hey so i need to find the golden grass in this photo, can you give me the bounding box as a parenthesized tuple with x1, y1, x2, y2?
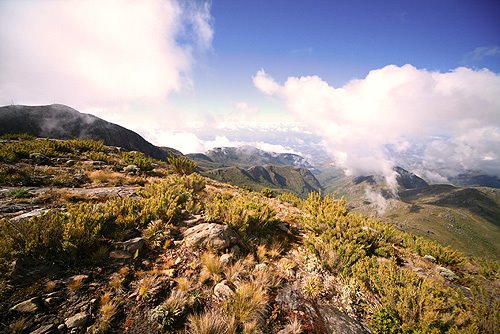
(224, 281, 268, 324)
(188, 309, 237, 334)
(200, 252, 223, 284)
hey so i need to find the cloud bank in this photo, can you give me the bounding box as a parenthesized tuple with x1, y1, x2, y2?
(0, 0, 212, 118)
(254, 65, 500, 180)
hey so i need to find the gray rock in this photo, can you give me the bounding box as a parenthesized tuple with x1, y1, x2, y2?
(213, 281, 234, 300)
(123, 164, 140, 174)
(30, 323, 55, 334)
(436, 266, 458, 281)
(64, 312, 88, 328)
(423, 255, 437, 263)
(57, 324, 65, 330)
(183, 215, 203, 226)
(10, 297, 40, 313)
(109, 250, 131, 259)
(115, 237, 145, 254)
(219, 253, 233, 265)
(318, 306, 371, 334)
(30, 153, 50, 165)
(183, 223, 238, 252)
(10, 208, 49, 222)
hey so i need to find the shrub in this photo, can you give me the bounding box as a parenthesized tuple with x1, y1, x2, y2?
(168, 155, 197, 175)
(204, 193, 276, 236)
(277, 192, 303, 207)
(261, 188, 274, 198)
(122, 151, 155, 172)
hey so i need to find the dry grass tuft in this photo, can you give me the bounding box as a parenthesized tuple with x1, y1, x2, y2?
(200, 252, 223, 284)
(9, 318, 26, 333)
(45, 280, 57, 292)
(224, 281, 268, 324)
(67, 276, 85, 291)
(282, 316, 302, 334)
(175, 277, 191, 292)
(188, 309, 237, 334)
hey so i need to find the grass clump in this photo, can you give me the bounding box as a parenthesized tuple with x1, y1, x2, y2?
(188, 309, 237, 334)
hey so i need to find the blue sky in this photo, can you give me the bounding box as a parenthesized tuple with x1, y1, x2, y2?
(1, 0, 500, 180)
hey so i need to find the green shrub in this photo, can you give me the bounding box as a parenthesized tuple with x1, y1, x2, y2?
(277, 192, 303, 207)
(168, 155, 197, 175)
(370, 308, 401, 334)
(261, 188, 275, 198)
(122, 151, 155, 172)
(6, 188, 32, 198)
(204, 193, 275, 235)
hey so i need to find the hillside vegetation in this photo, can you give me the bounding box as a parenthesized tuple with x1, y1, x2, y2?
(0, 137, 498, 333)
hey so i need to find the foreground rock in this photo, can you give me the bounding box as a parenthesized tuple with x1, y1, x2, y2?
(64, 312, 88, 329)
(183, 223, 238, 252)
(10, 297, 41, 313)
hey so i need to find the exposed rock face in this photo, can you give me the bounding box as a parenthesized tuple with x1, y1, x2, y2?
(183, 223, 238, 251)
(276, 284, 371, 334)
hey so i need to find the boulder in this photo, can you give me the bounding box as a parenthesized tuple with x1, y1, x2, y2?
(423, 255, 437, 263)
(114, 237, 145, 254)
(30, 153, 50, 165)
(10, 297, 41, 313)
(30, 324, 55, 334)
(213, 281, 234, 300)
(64, 312, 88, 328)
(183, 223, 238, 252)
(436, 266, 458, 281)
(220, 253, 233, 266)
(123, 164, 140, 175)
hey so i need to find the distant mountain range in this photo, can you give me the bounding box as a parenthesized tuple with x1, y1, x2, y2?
(0, 104, 181, 160)
(187, 146, 322, 196)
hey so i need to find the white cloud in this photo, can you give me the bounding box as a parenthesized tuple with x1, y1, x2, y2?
(0, 0, 213, 127)
(254, 65, 500, 179)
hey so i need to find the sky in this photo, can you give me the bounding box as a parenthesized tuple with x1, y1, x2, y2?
(1, 0, 500, 181)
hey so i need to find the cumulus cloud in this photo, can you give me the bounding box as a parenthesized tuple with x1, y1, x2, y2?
(0, 0, 212, 123)
(254, 65, 500, 180)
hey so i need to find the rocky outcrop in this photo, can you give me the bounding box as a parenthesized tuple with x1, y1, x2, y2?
(183, 223, 238, 252)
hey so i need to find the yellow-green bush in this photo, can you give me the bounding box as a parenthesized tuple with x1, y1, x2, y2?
(168, 155, 197, 175)
(204, 193, 275, 236)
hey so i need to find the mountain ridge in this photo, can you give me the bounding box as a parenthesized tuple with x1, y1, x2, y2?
(0, 104, 181, 160)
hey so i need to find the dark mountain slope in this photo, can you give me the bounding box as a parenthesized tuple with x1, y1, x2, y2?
(0, 104, 181, 159)
(204, 165, 322, 197)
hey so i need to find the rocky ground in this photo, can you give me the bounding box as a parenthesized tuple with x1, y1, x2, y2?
(0, 140, 497, 334)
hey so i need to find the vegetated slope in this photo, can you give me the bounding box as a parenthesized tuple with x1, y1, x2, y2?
(387, 185, 500, 259)
(202, 146, 313, 169)
(449, 173, 500, 188)
(318, 166, 500, 259)
(188, 146, 322, 197)
(0, 104, 181, 160)
(0, 138, 498, 334)
(204, 165, 322, 197)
